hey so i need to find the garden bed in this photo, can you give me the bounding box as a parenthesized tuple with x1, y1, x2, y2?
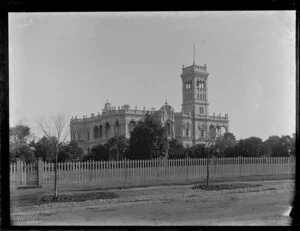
(40, 191, 119, 204)
(192, 183, 262, 191)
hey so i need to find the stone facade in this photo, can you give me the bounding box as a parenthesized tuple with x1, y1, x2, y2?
(70, 101, 175, 154)
(70, 61, 229, 153)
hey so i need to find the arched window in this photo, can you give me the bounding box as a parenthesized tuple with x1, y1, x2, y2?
(209, 125, 216, 139)
(115, 121, 119, 136)
(185, 123, 190, 137)
(166, 122, 171, 136)
(220, 126, 226, 136)
(105, 122, 110, 137)
(93, 126, 98, 139)
(99, 125, 103, 139)
(129, 121, 136, 133)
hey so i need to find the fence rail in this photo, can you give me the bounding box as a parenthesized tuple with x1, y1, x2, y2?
(10, 156, 295, 189)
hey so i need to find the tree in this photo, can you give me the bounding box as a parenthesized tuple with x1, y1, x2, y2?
(83, 144, 109, 161)
(236, 137, 263, 157)
(16, 145, 36, 163)
(9, 122, 38, 162)
(187, 144, 207, 158)
(32, 136, 55, 162)
(10, 144, 36, 163)
(128, 113, 169, 160)
(262, 135, 294, 157)
(280, 135, 294, 156)
(168, 139, 186, 159)
(36, 114, 69, 199)
(10, 123, 32, 147)
(290, 133, 295, 156)
(223, 145, 239, 157)
(106, 135, 129, 160)
(58, 141, 83, 162)
(214, 132, 237, 157)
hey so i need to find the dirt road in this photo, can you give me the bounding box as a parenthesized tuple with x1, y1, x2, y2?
(11, 180, 294, 226)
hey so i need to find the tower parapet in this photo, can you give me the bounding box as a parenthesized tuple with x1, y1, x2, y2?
(181, 64, 208, 76)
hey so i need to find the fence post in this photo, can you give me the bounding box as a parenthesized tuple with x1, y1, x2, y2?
(186, 157, 189, 181)
(37, 157, 43, 186)
(15, 158, 23, 187)
(125, 159, 128, 180)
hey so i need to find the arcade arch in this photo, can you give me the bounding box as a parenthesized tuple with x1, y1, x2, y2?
(129, 120, 136, 133)
(209, 125, 216, 139)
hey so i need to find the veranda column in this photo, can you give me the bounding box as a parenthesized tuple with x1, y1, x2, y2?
(124, 121, 130, 139)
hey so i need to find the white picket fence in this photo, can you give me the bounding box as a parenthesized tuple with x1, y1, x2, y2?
(10, 156, 295, 189)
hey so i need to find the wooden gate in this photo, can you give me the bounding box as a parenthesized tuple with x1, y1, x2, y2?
(20, 162, 38, 187)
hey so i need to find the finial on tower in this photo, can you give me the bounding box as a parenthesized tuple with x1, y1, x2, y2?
(165, 99, 168, 105)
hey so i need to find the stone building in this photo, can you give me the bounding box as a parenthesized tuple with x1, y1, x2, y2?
(70, 60, 229, 154)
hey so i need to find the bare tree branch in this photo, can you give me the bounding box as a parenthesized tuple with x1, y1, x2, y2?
(35, 113, 70, 199)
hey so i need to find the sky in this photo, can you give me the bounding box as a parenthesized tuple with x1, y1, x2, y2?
(9, 11, 296, 141)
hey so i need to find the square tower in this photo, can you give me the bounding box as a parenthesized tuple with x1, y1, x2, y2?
(180, 63, 209, 116)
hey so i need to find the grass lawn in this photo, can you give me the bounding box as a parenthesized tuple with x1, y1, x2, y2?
(192, 183, 262, 190)
(40, 191, 119, 204)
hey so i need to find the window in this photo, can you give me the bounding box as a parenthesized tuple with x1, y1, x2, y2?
(115, 121, 119, 135)
(94, 126, 99, 139)
(129, 121, 136, 133)
(201, 130, 204, 137)
(88, 148, 90, 153)
(87, 132, 90, 141)
(99, 125, 103, 138)
(105, 123, 110, 137)
(200, 107, 204, 114)
(185, 123, 189, 136)
(166, 123, 171, 136)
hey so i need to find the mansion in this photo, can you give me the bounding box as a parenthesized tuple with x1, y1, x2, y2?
(70, 61, 229, 154)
